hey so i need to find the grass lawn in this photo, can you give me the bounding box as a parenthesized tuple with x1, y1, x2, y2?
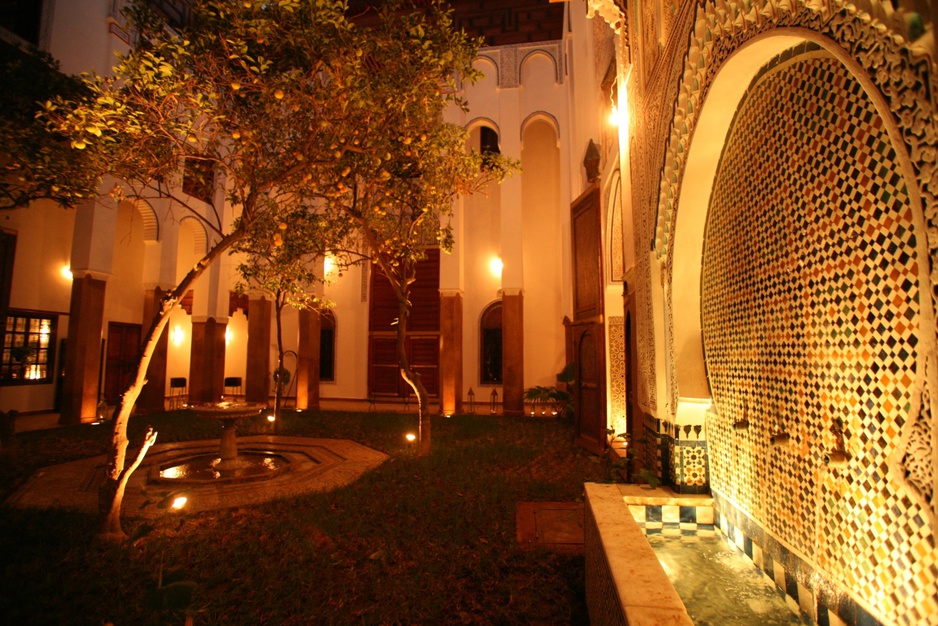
(0, 410, 606, 625)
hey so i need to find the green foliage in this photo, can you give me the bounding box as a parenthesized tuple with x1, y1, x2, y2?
(0, 40, 96, 209)
(636, 468, 660, 490)
(589, 428, 631, 483)
(41, 0, 371, 235)
(272, 366, 291, 389)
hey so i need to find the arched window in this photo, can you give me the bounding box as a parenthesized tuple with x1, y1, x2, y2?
(479, 126, 500, 170)
(480, 126, 500, 155)
(480, 301, 502, 384)
(320, 309, 336, 382)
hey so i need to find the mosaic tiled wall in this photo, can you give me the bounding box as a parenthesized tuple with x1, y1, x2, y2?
(607, 316, 626, 432)
(701, 51, 937, 625)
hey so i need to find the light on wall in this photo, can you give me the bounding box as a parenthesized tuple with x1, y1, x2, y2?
(489, 257, 503, 279)
(225, 327, 232, 345)
(172, 325, 185, 346)
(61, 265, 73, 280)
(324, 254, 339, 281)
(609, 101, 621, 127)
(609, 67, 633, 129)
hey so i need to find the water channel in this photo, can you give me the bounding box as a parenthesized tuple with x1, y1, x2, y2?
(647, 533, 810, 625)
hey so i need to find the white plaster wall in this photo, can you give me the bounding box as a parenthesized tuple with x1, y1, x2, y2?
(103, 201, 145, 325)
(521, 119, 565, 386)
(4, 201, 74, 313)
(322, 262, 369, 400)
(224, 309, 247, 389)
(268, 304, 299, 396)
(47, 0, 124, 77)
(461, 128, 503, 396)
(0, 200, 75, 412)
(464, 58, 500, 130)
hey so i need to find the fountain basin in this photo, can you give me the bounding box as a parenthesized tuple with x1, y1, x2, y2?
(190, 401, 266, 469)
(150, 450, 291, 484)
(190, 401, 267, 421)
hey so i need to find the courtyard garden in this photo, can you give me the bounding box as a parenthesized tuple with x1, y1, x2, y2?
(0, 410, 604, 625)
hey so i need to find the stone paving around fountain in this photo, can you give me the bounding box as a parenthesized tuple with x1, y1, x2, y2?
(6, 436, 388, 517)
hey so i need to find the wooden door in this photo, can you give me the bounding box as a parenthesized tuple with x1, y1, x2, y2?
(570, 185, 606, 453)
(104, 322, 141, 404)
(573, 324, 605, 454)
(367, 249, 440, 399)
(368, 335, 440, 398)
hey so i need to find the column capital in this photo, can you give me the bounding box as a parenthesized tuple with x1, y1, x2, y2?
(143, 282, 175, 292)
(190, 315, 229, 325)
(71, 268, 111, 282)
(439, 289, 465, 298)
(499, 288, 524, 297)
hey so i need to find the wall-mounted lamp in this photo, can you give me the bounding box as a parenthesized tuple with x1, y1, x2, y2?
(60, 265, 73, 280)
(324, 254, 340, 281)
(225, 327, 233, 345)
(171, 325, 185, 346)
(489, 257, 503, 279)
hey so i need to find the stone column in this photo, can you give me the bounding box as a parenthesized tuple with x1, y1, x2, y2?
(295, 307, 321, 410)
(439, 290, 463, 416)
(245, 295, 272, 403)
(498, 81, 525, 417)
(137, 285, 170, 412)
(502, 289, 524, 416)
(60, 192, 117, 425)
(60, 272, 107, 424)
(189, 316, 226, 404)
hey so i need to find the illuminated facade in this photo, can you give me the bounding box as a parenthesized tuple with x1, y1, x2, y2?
(0, 0, 629, 437)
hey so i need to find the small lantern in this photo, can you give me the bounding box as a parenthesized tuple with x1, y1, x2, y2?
(95, 397, 109, 424)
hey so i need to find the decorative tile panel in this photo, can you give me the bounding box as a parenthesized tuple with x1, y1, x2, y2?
(701, 50, 936, 625)
(607, 317, 626, 433)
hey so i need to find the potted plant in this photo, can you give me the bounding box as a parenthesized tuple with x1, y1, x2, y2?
(523, 364, 575, 418)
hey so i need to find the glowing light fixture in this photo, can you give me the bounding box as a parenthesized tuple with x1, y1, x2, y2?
(324, 254, 340, 281)
(61, 265, 73, 280)
(225, 327, 233, 345)
(489, 257, 503, 278)
(171, 496, 188, 510)
(161, 466, 184, 479)
(267, 414, 276, 423)
(405, 433, 416, 442)
(171, 325, 184, 346)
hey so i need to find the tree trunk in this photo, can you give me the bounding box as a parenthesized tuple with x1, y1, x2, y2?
(396, 296, 431, 456)
(274, 290, 285, 432)
(97, 226, 246, 541)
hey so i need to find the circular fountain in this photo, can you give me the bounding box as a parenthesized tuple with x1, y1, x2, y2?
(151, 401, 291, 484)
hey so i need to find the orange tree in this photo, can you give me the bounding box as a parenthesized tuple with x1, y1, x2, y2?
(0, 39, 95, 210)
(40, 0, 433, 540)
(231, 201, 357, 427)
(319, 0, 516, 455)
